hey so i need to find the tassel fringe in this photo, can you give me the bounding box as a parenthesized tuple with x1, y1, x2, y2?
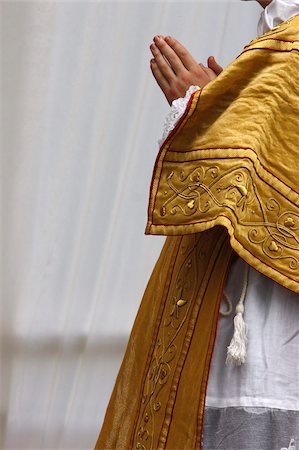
(280, 438, 296, 450)
(226, 264, 250, 366)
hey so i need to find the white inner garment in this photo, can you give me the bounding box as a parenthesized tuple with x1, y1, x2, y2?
(205, 257, 299, 411)
(158, 85, 200, 147)
(257, 0, 299, 36)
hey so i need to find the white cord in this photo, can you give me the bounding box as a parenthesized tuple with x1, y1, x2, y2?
(220, 291, 233, 316)
(226, 263, 250, 366)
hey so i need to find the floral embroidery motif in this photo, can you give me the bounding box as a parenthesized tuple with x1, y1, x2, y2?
(133, 235, 204, 450)
(159, 162, 299, 271)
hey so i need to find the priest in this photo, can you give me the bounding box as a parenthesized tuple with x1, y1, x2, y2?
(95, 1, 299, 448)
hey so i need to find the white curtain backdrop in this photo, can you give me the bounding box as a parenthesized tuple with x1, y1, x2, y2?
(2, 1, 261, 448)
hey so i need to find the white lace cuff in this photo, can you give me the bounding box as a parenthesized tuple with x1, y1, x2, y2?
(158, 85, 201, 147)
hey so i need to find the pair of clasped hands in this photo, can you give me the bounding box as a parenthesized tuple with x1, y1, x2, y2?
(150, 35, 223, 105)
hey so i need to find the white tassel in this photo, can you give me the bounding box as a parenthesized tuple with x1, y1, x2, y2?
(226, 264, 249, 366)
(280, 438, 296, 450)
(226, 302, 248, 365)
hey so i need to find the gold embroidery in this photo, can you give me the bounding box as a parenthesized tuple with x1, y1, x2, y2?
(269, 241, 279, 252)
(285, 217, 295, 228)
(248, 198, 299, 270)
(158, 163, 299, 272)
(187, 199, 195, 209)
(176, 299, 187, 307)
(133, 236, 203, 450)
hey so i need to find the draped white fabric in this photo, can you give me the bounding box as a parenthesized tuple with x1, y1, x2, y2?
(2, 2, 261, 448)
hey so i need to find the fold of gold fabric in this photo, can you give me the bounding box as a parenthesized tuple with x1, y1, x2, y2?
(146, 15, 299, 294)
(95, 227, 233, 449)
(95, 15, 299, 450)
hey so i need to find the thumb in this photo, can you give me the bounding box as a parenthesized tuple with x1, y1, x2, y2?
(207, 56, 223, 76)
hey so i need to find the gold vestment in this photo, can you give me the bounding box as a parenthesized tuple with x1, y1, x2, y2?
(95, 15, 299, 450)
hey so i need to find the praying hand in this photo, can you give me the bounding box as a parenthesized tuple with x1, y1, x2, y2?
(150, 35, 223, 105)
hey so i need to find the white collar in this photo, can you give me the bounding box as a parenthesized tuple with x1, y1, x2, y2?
(257, 0, 299, 36)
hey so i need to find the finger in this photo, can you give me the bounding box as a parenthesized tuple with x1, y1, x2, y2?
(153, 36, 186, 75)
(150, 43, 176, 83)
(199, 63, 209, 75)
(197, 62, 215, 80)
(163, 35, 198, 70)
(201, 65, 218, 81)
(207, 56, 223, 75)
(150, 58, 171, 104)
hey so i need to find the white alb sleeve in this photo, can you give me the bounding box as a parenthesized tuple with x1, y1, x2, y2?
(158, 85, 200, 147)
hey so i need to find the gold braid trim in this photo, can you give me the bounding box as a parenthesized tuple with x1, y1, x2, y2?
(146, 15, 299, 294)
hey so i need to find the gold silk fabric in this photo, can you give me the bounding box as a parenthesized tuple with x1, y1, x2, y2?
(95, 15, 299, 450)
(95, 229, 233, 450)
(146, 15, 299, 294)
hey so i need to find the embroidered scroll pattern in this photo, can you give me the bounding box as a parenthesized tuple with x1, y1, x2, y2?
(248, 198, 299, 270)
(133, 235, 203, 450)
(159, 164, 299, 271)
